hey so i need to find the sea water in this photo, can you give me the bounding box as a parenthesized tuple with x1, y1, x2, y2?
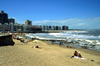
(25, 30, 100, 51)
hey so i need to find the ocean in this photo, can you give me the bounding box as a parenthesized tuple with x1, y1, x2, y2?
(25, 30, 100, 51)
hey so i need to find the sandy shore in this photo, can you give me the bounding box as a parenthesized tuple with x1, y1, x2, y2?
(0, 38, 100, 66)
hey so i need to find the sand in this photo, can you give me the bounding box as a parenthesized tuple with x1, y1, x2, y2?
(0, 38, 100, 66)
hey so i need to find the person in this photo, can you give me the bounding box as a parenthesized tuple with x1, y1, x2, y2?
(20, 39, 28, 44)
(12, 32, 14, 35)
(35, 44, 39, 48)
(13, 35, 16, 39)
(78, 52, 82, 58)
(17, 36, 20, 40)
(59, 41, 62, 46)
(28, 38, 34, 42)
(71, 51, 78, 58)
(20, 39, 25, 42)
(61, 41, 63, 44)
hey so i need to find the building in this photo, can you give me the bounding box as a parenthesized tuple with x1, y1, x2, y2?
(8, 18, 15, 24)
(45, 25, 48, 30)
(25, 20, 32, 26)
(0, 23, 4, 31)
(9, 23, 14, 32)
(40, 25, 44, 30)
(58, 26, 61, 30)
(62, 26, 68, 30)
(43, 25, 45, 30)
(4, 23, 9, 29)
(25, 25, 42, 33)
(55, 26, 58, 30)
(0, 11, 9, 24)
(49, 26, 52, 30)
(52, 26, 56, 30)
(66, 26, 68, 30)
(13, 23, 24, 32)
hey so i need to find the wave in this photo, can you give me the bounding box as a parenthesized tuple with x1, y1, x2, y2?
(25, 30, 100, 52)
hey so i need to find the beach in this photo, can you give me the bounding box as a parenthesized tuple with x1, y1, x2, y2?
(0, 37, 100, 66)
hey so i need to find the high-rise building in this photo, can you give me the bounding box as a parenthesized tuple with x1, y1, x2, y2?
(0, 11, 9, 24)
(40, 25, 44, 30)
(66, 26, 68, 30)
(62, 26, 68, 30)
(25, 20, 32, 26)
(49, 26, 52, 30)
(58, 26, 61, 30)
(55, 26, 58, 30)
(45, 25, 48, 30)
(43, 25, 45, 30)
(8, 18, 15, 24)
(52, 26, 56, 30)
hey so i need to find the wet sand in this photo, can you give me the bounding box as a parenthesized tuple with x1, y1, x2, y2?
(0, 38, 100, 66)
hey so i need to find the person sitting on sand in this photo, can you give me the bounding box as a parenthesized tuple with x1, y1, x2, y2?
(17, 36, 21, 40)
(35, 44, 39, 48)
(78, 52, 82, 58)
(71, 51, 78, 58)
(20, 39, 28, 44)
(20, 39, 25, 42)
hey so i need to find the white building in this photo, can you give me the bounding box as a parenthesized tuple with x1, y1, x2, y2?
(25, 20, 32, 26)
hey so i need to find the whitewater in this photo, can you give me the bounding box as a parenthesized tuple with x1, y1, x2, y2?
(25, 30, 100, 52)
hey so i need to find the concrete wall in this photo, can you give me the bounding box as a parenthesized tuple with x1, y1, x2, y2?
(0, 35, 15, 46)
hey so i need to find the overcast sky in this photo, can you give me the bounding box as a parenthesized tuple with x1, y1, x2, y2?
(0, 0, 100, 29)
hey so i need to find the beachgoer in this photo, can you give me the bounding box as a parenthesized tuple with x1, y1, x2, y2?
(20, 39, 25, 42)
(61, 41, 63, 44)
(12, 32, 14, 35)
(17, 36, 19, 40)
(20, 39, 28, 44)
(78, 52, 82, 58)
(13, 35, 16, 39)
(35, 44, 39, 48)
(17, 36, 21, 40)
(25, 37, 27, 39)
(59, 41, 62, 46)
(71, 51, 78, 58)
(28, 38, 34, 42)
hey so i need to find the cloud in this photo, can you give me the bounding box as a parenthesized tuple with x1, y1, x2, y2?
(9, 17, 100, 29)
(32, 17, 100, 29)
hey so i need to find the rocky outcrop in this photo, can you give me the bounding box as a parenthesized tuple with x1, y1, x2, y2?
(0, 35, 15, 46)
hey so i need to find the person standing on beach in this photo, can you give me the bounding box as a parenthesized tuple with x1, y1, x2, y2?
(59, 41, 62, 47)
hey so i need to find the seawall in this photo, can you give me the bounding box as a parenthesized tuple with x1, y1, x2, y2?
(0, 35, 15, 46)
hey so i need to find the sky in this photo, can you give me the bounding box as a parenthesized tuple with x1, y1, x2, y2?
(0, 0, 100, 29)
